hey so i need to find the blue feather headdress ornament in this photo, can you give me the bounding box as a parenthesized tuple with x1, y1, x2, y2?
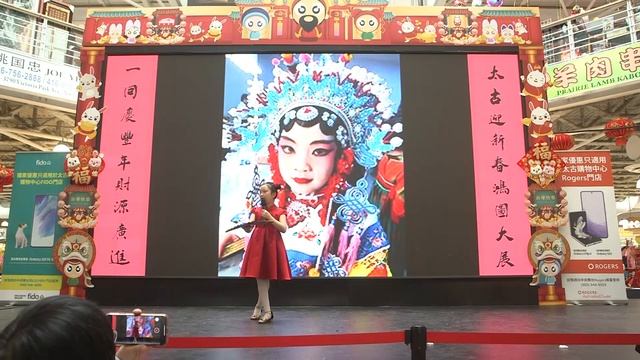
(224, 53, 402, 168)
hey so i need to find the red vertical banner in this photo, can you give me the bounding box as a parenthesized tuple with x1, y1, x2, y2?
(93, 56, 158, 276)
(467, 54, 531, 276)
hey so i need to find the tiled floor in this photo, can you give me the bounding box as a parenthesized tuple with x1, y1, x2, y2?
(2, 302, 640, 359)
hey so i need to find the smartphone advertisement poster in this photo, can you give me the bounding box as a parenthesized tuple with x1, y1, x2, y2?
(557, 150, 628, 304)
(0, 152, 67, 302)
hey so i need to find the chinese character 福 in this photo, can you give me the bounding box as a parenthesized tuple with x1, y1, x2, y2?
(533, 142, 552, 161)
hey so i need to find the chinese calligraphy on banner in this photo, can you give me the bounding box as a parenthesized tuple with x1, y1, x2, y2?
(467, 54, 530, 276)
(557, 150, 628, 303)
(92, 56, 158, 276)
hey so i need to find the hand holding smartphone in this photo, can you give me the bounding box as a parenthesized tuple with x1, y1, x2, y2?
(107, 312, 167, 345)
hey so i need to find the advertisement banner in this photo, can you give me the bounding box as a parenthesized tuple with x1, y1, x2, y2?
(0, 45, 79, 103)
(557, 150, 628, 304)
(0, 152, 67, 302)
(467, 54, 531, 276)
(547, 43, 640, 101)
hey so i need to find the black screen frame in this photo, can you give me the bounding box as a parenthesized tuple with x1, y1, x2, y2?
(96, 45, 528, 280)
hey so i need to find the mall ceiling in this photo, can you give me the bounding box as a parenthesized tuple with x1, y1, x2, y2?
(0, 98, 74, 206)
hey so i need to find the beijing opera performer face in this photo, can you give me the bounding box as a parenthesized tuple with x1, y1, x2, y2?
(222, 53, 404, 278)
(277, 119, 338, 196)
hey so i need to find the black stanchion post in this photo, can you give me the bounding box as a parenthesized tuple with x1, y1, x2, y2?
(404, 325, 427, 360)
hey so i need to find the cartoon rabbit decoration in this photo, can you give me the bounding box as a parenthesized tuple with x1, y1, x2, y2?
(514, 20, 528, 35)
(108, 24, 123, 44)
(74, 101, 106, 142)
(189, 22, 205, 42)
(500, 24, 515, 44)
(520, 64, 553, 101)
(65, 150, 81, 176)
(77, 66, 101, 101)
(523, 100, 553, 139)
(206, 18, 227, 42)
(96, 23, 107, 37)
(482, 19, 498, 44)
(125, 19, 141, 44)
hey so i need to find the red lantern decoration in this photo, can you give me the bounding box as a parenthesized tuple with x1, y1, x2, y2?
(0, 163, 13, 192)
(604, 117, 635, 146)
(551, 133, 574, 151)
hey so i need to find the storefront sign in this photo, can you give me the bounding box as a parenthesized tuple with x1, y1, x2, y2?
(92, 55, 158, 276)
(0, 45, 79, 103)
(547, 44, 640, 100)
(0, 152, 67, 302)
(557, 150, 628, 303)
(467, 54, 531, 276)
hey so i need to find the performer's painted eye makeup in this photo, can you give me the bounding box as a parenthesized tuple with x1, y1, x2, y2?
(280, 144, 295, 154)
(311, 147, 333, 157)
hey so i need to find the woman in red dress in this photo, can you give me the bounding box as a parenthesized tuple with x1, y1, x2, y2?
(240, 182, 291, 324)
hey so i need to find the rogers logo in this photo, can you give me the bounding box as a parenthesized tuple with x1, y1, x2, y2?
(587, 263, 620, 270)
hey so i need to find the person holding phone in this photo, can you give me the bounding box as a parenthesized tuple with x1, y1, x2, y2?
(0, 295, 147, 360)
(240, 182, 291, 324)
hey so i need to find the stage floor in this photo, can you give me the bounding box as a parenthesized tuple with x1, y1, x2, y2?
(1, 301, 640, 359)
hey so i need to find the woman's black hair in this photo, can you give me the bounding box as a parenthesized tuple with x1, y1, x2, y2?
(0, 296, 115, 360)
(261, 181, 280, 195)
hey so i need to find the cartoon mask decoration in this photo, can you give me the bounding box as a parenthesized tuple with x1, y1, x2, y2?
(528, 229, 569, 287)
(291, 0, 327, 40)
(53, 230, 96, 296)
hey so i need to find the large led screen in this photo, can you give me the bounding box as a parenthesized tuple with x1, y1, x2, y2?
(93, 52, 530, 278)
